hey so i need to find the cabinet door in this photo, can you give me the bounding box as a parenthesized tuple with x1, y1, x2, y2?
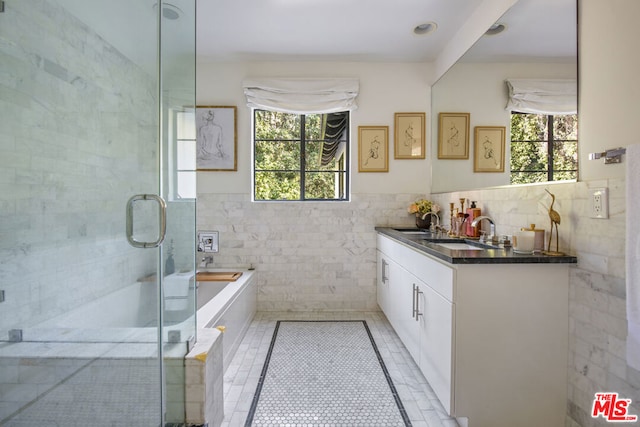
(392, 266, 421, 363)
(376, 250, 391, 314)
(417, 282, 453, 415)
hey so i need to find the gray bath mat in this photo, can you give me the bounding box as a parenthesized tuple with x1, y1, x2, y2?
(245, 320, 412, 426)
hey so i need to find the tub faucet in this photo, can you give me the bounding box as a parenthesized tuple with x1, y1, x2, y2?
(421, 211, 440, 232)
(200, 255, 213, 268)
(471, 215, 497, 244)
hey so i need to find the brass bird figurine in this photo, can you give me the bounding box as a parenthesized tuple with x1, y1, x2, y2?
(545, 189, 562, 254)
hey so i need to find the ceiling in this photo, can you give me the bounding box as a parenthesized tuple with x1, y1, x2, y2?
(56, 0, 576, 69)
(196, 0, 486, 63)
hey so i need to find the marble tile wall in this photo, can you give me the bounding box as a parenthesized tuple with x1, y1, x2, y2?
(431, 179, 640, 425)
(196, 192, 421, 311)
(0, 0, 157, 330)
(185, 328, 224, 427)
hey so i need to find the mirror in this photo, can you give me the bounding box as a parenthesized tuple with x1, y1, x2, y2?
(430, 0, 578, 193)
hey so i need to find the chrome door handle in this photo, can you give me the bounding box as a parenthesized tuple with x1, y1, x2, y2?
(126, 194, 167, 248)
(415, 285, 423, 321)
(412, 283, 417, 319)
(382, 259, 389, 283)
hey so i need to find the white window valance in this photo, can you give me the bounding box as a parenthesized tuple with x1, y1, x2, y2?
(505, 79, 577, 115)
(242, 77, 359, 114)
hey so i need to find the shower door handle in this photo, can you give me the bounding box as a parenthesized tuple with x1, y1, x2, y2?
(126, 194, 167, 248)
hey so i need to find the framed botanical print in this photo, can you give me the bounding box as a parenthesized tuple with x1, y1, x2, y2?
(438, 112, 470, 159)
(358, 126, 389, 172)
(394, 112, 425, 159)
(196, 106, 237, 171)
(474, 126, 506, 172)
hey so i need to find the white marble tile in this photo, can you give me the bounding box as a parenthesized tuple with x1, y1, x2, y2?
(222, 312, 457, 427)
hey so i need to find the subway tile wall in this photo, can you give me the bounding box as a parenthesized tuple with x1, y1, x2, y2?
(196, 192, 420, 312)
(431, 179, 640, 426)
(0, 1, 158, 330)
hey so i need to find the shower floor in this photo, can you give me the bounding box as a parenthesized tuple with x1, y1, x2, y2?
(1, 357, 160, 426)
(222, 312, 459, 427)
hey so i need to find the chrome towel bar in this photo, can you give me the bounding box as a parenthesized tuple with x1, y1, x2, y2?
(588, 147, 626, 164)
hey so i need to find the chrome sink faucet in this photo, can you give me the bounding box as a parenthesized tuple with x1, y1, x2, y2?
(421, 211, 440, 232)
(471, 215, 497, 244)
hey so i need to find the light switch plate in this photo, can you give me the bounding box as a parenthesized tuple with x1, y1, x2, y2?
(589, 187, 609, 219)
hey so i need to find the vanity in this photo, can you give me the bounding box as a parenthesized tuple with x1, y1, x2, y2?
(376, 227, 577, 427)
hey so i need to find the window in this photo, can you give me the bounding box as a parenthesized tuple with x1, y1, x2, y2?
(253, 109, 349, 201)
(173, 109, 196, 199)
(510, 113, 578, 185)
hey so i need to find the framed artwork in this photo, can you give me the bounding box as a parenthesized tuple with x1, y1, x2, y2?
(196, 105, 237, 171)
(474, 126, 506, 172)
(394, 112, 425, 159)
(437, 112, 470, 159)
(358, 126, 389, 172)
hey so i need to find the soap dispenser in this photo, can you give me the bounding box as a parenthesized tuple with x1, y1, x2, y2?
(466, 201, 482, 237)
(165, 239, 175, 275)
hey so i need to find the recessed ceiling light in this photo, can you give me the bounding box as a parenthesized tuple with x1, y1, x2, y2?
(485, 23, 506, 36)
(152, 3, 182, 20)
(413, 22, 438, 36)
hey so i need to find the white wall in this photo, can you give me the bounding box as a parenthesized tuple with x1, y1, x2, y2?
(196, 61, 433, 195)
(196, 61, 434, 311)
(431, 61, 577, 192)
(433, 1, 640, 424)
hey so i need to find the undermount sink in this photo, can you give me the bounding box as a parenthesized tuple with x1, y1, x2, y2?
(436, 242, 484, 251)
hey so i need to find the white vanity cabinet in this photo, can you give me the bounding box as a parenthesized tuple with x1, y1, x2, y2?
(376, 233, 570, 427)
(377, 234, 453, 412)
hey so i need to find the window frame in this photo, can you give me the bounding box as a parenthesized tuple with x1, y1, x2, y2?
(252, 109, 350, 202)
(509, 112, 578, 184)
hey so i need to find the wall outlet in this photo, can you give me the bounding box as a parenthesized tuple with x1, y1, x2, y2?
(589, 187, 609, 219)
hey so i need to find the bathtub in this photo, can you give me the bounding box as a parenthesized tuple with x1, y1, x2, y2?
(22, 269, 256, 350)
(0, 269, 256, 425)
(196, 269, 257, 371)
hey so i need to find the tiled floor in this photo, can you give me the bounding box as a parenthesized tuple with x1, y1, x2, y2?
(222, 312, 459, 427)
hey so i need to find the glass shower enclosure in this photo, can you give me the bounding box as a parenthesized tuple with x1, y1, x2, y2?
(0, 1, 196, 425)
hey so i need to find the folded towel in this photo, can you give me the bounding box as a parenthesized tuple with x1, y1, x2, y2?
(626, 144, 640, 370)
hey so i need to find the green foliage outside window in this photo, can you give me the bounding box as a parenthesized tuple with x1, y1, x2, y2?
(510, 113, 578, 185)
(254, 110, 348, 201)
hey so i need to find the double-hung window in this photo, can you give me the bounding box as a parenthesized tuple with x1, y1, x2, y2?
(253, 109, 349, 201)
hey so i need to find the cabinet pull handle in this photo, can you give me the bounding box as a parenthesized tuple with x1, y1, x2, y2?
(382, 259, 389, 283)
(412, 283, 417, 319)
(415, 285, 423, 321)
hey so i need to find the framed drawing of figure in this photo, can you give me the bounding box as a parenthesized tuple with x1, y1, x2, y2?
(358, 126, 389, 172)
(474, 126, 506, 172)
(394, 112, 425, 159)
(196, 106, 237, 171)
(437, 112, 470, 159)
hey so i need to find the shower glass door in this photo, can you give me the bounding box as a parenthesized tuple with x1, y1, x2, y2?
(0, 1, 196, 425)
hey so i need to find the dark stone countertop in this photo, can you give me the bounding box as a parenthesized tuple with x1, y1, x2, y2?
(376, 227, 578, 265)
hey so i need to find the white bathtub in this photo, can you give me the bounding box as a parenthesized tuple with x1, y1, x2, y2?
(0, 269, 256, 425)
(196, 269, 257, 371)
(24, 269, 256, 351)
